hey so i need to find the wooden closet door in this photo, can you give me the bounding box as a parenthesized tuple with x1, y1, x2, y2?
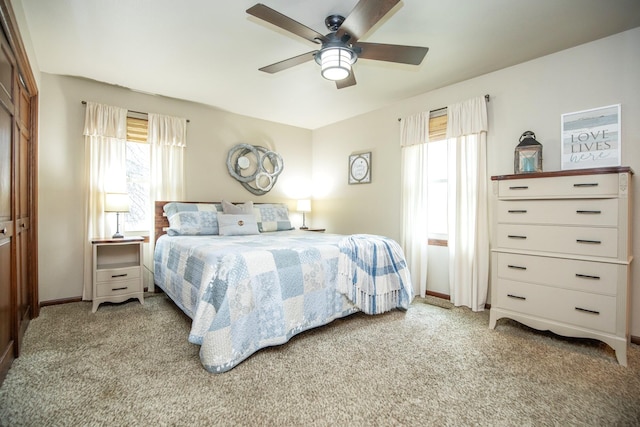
(15, 81, 30, 348)
(0, 0, 38, 384)
(0, 33, 15, 380)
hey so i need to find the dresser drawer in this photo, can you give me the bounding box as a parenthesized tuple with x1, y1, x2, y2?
(496, 198, 618, 226)
(496, 280, 616, 334)
(498, 173, 619, 199)
(496, 253, 618, 295)
(96, 266, 141, 283)
(497, 224, 618, 258)
(95, 278, 141, 298)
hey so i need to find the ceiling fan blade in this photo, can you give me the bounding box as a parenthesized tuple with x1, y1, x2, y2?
(336, 0, 400, 43)
(259, 51, 318, 74)
(356, 42, 428, 65)
(247, 4, 326, 44)
(336, 72, 357, 89)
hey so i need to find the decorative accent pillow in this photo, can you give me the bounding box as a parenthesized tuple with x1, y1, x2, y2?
(163, 202, 222, 236)
(221, 200, 254, 215)
(253, 203, 294, 232)
(217, 213, 260, 236)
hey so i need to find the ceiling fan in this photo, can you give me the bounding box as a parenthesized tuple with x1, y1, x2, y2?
(246, 0, 429, 89)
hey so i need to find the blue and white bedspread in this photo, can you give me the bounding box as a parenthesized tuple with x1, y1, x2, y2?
(154, 230, 413, 373)
(338, 234, 413, 315)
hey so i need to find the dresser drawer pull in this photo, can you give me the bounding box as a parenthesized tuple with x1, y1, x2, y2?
(507, 235, 527, 239)
(112, 286, 128, 291)
(575, 273, 600, 280)
(576, 210, 601, 215)
(508, 186, 529, 190)
(0, 228, 6, 235)
(507, 210, 527, 214)
(575, 307, 600, 315)
(507, 294, 526, 300)
(507, 265, 527, 270)
(573, 183, 599, 188)
(111, 273, 128, 278)
(576, 239, 601, 245)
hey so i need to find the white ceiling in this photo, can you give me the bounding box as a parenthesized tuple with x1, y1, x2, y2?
(19, 0, 640, 129)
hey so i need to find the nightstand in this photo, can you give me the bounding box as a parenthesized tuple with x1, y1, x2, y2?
(91, 236, 144, 313)
(303, 228, 326, 232)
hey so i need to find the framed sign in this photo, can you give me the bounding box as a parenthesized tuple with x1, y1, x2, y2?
(561, 104, 620, 170)
(348, 152, 371, 184)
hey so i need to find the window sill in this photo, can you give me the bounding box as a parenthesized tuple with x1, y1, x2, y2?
(428, 238, 448, 247)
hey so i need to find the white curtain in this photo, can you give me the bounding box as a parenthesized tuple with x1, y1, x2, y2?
(148, 113, 187, 244)
(82, 102, 128, 300)
(400, 112, 429, 298)
(446, 96, 489, 311)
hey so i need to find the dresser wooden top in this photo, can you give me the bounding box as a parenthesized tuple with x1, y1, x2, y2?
(491, 166, 634, 181)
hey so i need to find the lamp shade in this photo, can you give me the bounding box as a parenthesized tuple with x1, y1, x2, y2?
(105, 193, 130, 213)
(297, 199, 311, 213)
(320, 48, 352, 81)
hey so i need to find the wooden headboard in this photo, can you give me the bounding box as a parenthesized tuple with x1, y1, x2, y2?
(154, 201, 213, 242)
(155, 200, 173, 242)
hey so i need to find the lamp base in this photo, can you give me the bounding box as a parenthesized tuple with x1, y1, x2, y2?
(299, 226, 309, 230)
(112, 211, 124, 238)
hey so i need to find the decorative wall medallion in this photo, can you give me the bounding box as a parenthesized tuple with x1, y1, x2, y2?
(348, 152, 371, 184)
(227, 143, 284, 195)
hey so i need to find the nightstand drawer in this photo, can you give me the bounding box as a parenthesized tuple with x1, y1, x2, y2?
(95, 278, 141, 298)
(497, 224, 618, 258)
(96, 266, 140, 283)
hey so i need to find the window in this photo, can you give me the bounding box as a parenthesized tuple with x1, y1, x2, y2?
(427, 110, 448, 245)
(124, 116, 150, 233)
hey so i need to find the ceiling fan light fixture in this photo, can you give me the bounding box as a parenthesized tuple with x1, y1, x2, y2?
(320, 47, 352, 81)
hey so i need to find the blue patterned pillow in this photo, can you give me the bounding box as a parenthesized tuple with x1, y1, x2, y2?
(163, 202, 222, 236)
(253, 203, 293, 232)
(217, 213, 260, 236)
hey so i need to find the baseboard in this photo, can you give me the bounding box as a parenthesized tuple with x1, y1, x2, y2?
(425, 290, 450, 300)
(425, 290, 491, 309)
(39, 296, 83, 307)
(39, 286, 161, 308)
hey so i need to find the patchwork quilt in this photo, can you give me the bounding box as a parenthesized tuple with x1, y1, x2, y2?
(154, 230, 412, 373)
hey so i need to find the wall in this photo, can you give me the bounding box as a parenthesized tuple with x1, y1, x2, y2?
(38, 73, 312, 301)
(311, 28, 640, 336)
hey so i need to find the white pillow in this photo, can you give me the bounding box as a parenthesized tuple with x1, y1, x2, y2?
(221, 200, 254, 214)
(217, 213, 260, 236)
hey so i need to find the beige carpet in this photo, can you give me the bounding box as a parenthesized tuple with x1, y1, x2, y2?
(1, 293, 639, 426)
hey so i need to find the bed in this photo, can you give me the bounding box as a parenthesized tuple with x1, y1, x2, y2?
(153, 201, 413, 373)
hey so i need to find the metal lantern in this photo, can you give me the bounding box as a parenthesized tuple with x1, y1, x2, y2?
(514, 131, 543, 174)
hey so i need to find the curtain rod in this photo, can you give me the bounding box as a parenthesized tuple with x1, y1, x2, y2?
(397, 94, 490, 122)
(81, 101, 190, 123)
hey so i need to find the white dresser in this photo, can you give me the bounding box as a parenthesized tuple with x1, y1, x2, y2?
(489, 167, 633, 365)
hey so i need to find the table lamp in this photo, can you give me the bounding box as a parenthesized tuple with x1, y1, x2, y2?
(105, 192, 130, 238)
(297, 199, 311, 230)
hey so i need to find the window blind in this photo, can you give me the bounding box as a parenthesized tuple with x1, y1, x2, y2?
(126, 116, 148, 143)
(429, 109, 447, 141)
